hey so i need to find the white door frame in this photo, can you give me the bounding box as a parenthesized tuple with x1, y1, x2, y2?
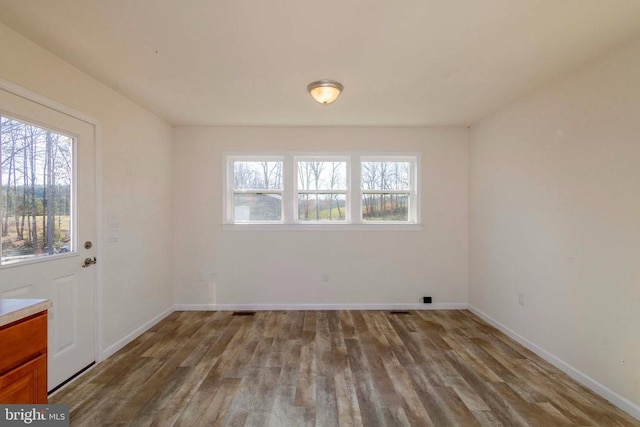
(0, 77, 105, 363)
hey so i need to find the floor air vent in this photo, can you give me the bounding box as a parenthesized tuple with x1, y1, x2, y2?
(388, 311, 412, 315)
(232, 311, 256, 316)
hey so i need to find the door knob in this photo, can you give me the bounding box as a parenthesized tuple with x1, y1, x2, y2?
(82, 257, 97, 268)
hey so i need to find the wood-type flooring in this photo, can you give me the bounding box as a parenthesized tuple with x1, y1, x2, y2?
(51, 310, 639, 426)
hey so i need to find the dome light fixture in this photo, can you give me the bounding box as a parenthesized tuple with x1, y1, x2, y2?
(307, 80, 343, 105)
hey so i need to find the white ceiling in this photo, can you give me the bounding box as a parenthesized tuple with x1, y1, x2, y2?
(1, 1, 639, 126)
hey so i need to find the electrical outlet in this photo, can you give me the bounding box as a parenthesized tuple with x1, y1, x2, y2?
(422, 296, 432, 304)
(322, 273, 330, 282)
(518, 292, 525, 306)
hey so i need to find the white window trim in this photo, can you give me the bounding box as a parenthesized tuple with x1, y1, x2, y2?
(359, 154, 419, 225)
(223, 152, 421, 231)
(225, 154, 285, 224)
(294, 155, 350, 224)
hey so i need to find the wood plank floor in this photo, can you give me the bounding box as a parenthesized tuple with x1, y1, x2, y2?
(51, 310, 639, 426)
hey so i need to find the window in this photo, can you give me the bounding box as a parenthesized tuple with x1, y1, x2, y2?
(225, 153, 418, 228)
(296, 159, 348, 222)
(1, 115, 74, 264)
(361, 159, 412, 222)
(230, 158, 283, 222)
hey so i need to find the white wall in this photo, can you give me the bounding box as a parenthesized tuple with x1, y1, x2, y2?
(173, 126, 469, 307)
(469, 37, 640, 412)
(0, 24, 174, 352)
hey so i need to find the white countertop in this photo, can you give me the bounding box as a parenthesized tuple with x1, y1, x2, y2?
(0, 299, 52, 328)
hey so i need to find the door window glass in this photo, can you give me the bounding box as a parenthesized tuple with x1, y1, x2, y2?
(1, 115, 74, 265)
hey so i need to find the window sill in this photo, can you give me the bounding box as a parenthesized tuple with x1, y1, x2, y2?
(222, 223, 421, 232)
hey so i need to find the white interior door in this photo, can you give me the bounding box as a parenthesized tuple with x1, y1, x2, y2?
(0, 87, 96, 391)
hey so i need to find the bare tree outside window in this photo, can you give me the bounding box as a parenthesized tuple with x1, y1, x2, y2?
(1, 116, 73, 263)
(233, 160, 283, 221)
(297, 160, 346, 221)
(361, 161, 411, 221)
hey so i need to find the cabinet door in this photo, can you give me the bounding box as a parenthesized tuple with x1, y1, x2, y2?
(0, 354, 47, 404)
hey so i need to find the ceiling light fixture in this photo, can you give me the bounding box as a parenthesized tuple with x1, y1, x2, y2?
(307, 80, 343, 105)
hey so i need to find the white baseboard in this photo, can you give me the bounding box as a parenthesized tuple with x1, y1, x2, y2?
(468, 305, 640, 421)
(174, 302, 468, 311)
(100, 305, 175, 360)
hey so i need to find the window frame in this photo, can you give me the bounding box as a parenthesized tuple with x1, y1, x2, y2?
(223, 152, 420, 231)
(294, 155, 350, 224)
(0, 112, 78, 267)
(359, 155, 418, 224)
(226, 155, 285, 224)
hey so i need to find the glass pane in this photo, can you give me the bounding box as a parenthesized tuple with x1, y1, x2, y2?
(297, 161, 346, 190)
(298, 194, 347, 221)
(234, 193, 282, 221)
(234, 161, 282, 190)
(362, 194, 409, 221)
(1, 116, 74, 263)
(361, 161, 410, 190)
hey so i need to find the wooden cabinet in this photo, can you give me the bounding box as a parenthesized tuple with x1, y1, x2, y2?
(0, 311, 48, 404)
